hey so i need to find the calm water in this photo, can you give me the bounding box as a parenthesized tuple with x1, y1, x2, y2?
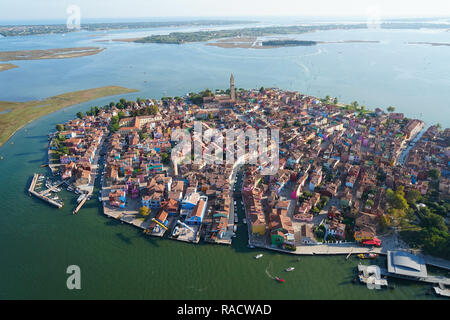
(0, 24, 449, 299)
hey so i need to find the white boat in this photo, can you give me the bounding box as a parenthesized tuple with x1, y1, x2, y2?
(254, 254, 263, 259)
(98, 197, 102, 202)
(248, 244, 255, 249)
(285, 267, 295, 272)
(243, 218, 247, 224)
(233, 225, 237, 232)
(77, 194, 86, 203)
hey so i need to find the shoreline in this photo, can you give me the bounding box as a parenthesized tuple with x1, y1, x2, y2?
(0, 85, 139, 148)
(0, 63, 18, 72)
(0, 47, 105, 62)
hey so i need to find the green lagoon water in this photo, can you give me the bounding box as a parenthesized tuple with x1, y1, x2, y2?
(0, 22, 449, 299)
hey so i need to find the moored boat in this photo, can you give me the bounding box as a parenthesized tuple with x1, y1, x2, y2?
(254, 254, 263, 259)
(358, 253, 379, 259)
(285, 267, 295, 272)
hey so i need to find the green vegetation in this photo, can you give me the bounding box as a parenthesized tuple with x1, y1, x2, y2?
(109, 115, 120, 133)
(428, 168, 441, 180)
(262, 40, 317, 47)
(0, 86, 138, 147)
(387, 106, 395, 112)
(139, 206, 150, 217)
(187, 89, 213, 105)
(390, 182, 450, 259)
(86, 106, 100, 116)
(135, 24, 369, 44)
(134, 22, 450, 45)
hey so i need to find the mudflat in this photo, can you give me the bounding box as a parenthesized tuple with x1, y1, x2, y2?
(0, 47, 105, 61)
(0, 85, 138, 147)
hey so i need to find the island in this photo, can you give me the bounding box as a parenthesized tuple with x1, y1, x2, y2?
(206, 38, 380, 49)
(131, 22, 450, 45)
(0, 85, 138, 147)
(29, 77, 449, 271)
(408, 42, 450, 47)
(0, 20, 256, 37)
(0, 47, 105, 62)
(0, 63, 18, 72)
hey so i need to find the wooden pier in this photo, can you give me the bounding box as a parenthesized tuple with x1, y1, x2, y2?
(29, 173, 63, 209)
(40, 180, 65, 196)
(73, 191, 92, 215)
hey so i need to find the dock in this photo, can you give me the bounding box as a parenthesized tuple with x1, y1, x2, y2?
(73, 191, 92, 215)
(29, 173, 63, 209)
(40, 180, 65, 196)
(378, 267, 450, 285)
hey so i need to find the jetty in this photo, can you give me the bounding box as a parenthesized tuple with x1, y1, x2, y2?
(28, 173, 63, 208)
(378, 266, 450, 285)
(73, 191, 92, 215)
(40, 180, 65, 196)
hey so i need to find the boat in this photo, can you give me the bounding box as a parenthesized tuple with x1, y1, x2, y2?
(248, 244, 255, 249)
(358, 253, 379, 259)
(275, 277, 285, 283)
(77, 194, 86, 203)
(285, 267, 295, 272)
(254, 254, 263, 259)
(433, 283, 450, 297)
(243, 218, 247, 224)
(98, 197, 102, 202)
(233, 225, 237, 232)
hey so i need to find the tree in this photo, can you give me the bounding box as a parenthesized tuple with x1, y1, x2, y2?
(325, 95, 331, 102)
(419, 208, 447, 232)
(333, 97, 338, 105)
(76, 112, 84, 119)
(366, 199, 374, 207)
(56, 124, 64, 131)
(352, 101, 359, 109)
(379, 214, 391, 231)
(161, 152, 170, 164)
(259, 86, 265, 93)
(139, 206, 150, 217)
(405, 189, 421, 205)
(428, 168, 441, 180)
(387, 106, 395, 113)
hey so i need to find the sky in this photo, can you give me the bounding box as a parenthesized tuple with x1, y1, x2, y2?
(0, 0, 449, 21)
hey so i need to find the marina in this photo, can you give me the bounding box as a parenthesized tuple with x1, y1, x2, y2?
(28, 173, 63, 208)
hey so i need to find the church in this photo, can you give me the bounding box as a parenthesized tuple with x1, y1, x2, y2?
(202, 73, 236, 107)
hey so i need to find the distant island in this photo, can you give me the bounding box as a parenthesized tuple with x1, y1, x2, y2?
(0, 63, 18, 72)
(408, 42, 450, 47)
(0, 47, 105, 61)
(0, 20, 256, 37)
(0, 86, 138, 147)
(262, 40, 318, 47)
(206, 38, 381, 49)
(132, 22, 450, 45)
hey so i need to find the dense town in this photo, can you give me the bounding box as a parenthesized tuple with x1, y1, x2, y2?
(39, 75, 449, 262)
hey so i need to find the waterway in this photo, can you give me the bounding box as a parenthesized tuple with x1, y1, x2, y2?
(0, 20, 449, 299)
